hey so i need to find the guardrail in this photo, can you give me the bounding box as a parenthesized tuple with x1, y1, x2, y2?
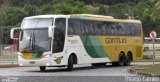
(0, 44, 18, 64)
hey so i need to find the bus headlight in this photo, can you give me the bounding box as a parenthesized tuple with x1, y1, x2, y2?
(42, 54, 51, 58)
(19, 63, 23, 66)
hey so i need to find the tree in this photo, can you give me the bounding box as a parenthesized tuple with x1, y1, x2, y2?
(41, 0, 91, 14)
(107, 3, 132, 19)
(2, 26, 12, 44)
(23, 5, 41, 16)
(0, 18, 3, 44)
(133, 0, 158, 36)
(0, 0, 3, 44)
(98, 5, 109, 15)
(4, 0, 54, 7)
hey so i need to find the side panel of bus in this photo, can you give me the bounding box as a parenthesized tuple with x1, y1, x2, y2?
(100, 36, 143, 62)
(66, 17, 143, 64)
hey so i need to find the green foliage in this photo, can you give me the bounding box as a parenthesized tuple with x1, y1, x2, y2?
(41, 0, 90, 14)
(5, 0, 53, 7)
(0, 5, 41, 26)
(0, 7, 25, 26)
(98, 5, 109, 15)
(3, 26, 12, 44)
(23, 5, 41, 16)
(107, 3, 132, 19)
(133, 2, 151, 20)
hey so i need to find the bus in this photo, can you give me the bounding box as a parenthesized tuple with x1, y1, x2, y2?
(10, 14, 143, 71)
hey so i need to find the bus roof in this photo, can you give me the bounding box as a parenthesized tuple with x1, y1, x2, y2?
(23, 14, 141, 24)
(24, 14, 70, 19)
(70, 14, 141, 24)
(71, 14, 114, 19)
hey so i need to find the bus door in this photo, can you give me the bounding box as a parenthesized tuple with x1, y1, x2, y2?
(52, 18, 66, 54)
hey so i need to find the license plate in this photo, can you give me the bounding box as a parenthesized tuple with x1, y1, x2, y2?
(29, 61, 35, 64)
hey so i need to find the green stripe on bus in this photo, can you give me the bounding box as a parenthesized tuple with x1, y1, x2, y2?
(80, 36, 108, 58)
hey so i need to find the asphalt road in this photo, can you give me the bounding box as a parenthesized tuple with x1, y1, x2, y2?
(0, 62, 160, 82)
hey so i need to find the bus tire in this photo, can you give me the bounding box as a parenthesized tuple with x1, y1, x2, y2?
(118, 52, 125, 66)
(124, 53, 132, 66)
(67, 55, 74, 71)
(39, 66, 46, 71)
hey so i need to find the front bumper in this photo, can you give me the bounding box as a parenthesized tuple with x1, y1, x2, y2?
(18, 56, 52, 66)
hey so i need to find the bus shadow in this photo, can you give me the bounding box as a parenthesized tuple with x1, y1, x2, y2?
(26, 64, 135, 73)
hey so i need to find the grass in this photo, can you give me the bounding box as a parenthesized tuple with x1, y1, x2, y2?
(136, 58, 160, 62)
(138, 64, 160, 75)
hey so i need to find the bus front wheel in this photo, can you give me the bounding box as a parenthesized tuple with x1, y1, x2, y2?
(67, 55, 74, 71)
(39, 66, 46, 71)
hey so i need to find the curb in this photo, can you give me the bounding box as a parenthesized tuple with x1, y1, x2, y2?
(0, 64, 19, 68)
(129, 66, 160, 77)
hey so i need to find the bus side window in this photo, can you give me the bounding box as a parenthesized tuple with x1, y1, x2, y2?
(100, 22, 107, 36)
(111, 23, 117, 36)
(81, 20, 85, 35)
(81, 20, 94, 35)
(68, 19, 81, 35)
(124, 23, 131, 36)
(68, 19, 74, 35)
(105, 22, 112, 36)
(118, 23, 127, 36)
(94, 21, 102, 35)
(134, 24, 141, 36)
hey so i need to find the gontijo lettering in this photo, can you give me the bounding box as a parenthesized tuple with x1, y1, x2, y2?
(105, 38, 126, 44)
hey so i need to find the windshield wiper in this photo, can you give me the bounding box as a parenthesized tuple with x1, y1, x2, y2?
(25, 20, 38, 52)
(25, 32, 33, 52)
(31, 30, 36, 51)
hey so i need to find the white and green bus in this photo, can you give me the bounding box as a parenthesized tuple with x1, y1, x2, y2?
(10, 14, 143, 71)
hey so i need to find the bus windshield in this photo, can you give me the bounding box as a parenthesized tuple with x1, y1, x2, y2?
(19, 29, 51, 53)
(19, 18, 53, 52)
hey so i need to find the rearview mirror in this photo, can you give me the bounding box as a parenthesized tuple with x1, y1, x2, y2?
(48, 26, 55, 37)
(10, 28, 20, 40)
